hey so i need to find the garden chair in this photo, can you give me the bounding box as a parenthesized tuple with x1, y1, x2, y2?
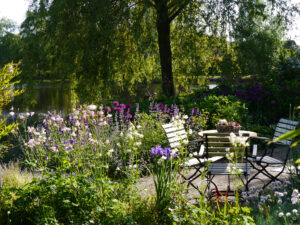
(247, 118, 299, 189)
(162, 123, 222, 190)
(201, 132, 252, 196)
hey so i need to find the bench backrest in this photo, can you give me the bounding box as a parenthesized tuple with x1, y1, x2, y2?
(162, 122, 187, 149)
(273, 118, 299, 146)
(204, 133, 250, 157)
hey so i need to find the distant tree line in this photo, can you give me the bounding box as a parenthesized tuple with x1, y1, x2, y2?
(0, 0, 298, 102)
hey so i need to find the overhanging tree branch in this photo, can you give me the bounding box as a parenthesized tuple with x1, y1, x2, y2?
(168, 0, 192, 22)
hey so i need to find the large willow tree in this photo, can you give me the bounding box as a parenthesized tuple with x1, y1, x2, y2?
(20, 0, 298, 100)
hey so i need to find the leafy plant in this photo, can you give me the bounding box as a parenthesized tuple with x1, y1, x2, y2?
(0, 62, 23, 157)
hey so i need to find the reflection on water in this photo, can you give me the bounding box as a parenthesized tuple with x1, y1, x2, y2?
(2, 82, 217, 116)
(4, 82, 73, 115)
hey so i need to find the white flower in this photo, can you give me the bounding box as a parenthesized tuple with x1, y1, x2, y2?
(75, 121, 80, 127)
(62, 127, 71, 133)
(286, 212, 291, 217)
(107, 149, 114, 156)
(292, 209, 298, 214)
(188, 129, 193, 135)
(278, 212, 284, 217)
(278, 199, 282, 204)
(27, 126, 35, 133)
(27, 139, 36, 148)
(49, 146, 58, 152)
(183, 115, 188, 120)
(9, 112, 15, 117)
(120, 132, 124, 137)
(30, 112, 35, 117)
(136, 142, 142, 146)
(87, 105, 97, 110)
(183, 139, 189, 145)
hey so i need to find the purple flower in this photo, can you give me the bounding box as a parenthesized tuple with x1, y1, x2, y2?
(120, 104, 126, 109)
(105, 106, 111, 112)
(204, 91, 210, 96)
(126, 113, 132, 119)
(112, 101, 119, 106)
(150, 146, 177, 159)
(69, 139, 74, 144)
(280, 83, 286, 89)
(113, 107, 122, 112)
(150, 146, 163, 158)
(195, 93, 202, 98)
(126, 104, 132, 109)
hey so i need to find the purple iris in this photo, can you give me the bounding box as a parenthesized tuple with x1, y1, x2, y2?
(150, 145, 177, 159)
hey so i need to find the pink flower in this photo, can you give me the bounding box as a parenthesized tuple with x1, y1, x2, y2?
(105, 106, 111, 112)
(112, 101, 119, 106)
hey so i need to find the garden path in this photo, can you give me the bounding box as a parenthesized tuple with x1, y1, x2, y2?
(137, 145, 297, 202)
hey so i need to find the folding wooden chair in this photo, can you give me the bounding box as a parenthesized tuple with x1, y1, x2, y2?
(162, 123, 222, 190)
(202, 133, 252, 195)
(247, 118, 299, 189)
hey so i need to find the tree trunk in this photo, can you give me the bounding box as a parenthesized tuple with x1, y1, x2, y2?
(156, 4, 175, 97)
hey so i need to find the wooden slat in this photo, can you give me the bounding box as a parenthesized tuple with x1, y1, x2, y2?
(207, 142, 232, 147)
(277, 123, 296, 130)
(207, 152, 245, 157)
(163, 125, 185, 133)
(162, 123, 174, 129)
(279, 119, 299, 126)
(205, 133, 250, 137)
(275, 127, 294, 135)
(256, 156, 283, 164)
(208, 163, 251, 175)
(206, 147, 244, 152)
(206, 137, 230, 141)
(168, 134, 187, 144)
(166, 129, 186, 138)
(170, 142, 181, 149)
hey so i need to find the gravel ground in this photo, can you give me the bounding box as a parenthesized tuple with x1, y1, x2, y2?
(137, 145, 296, 202)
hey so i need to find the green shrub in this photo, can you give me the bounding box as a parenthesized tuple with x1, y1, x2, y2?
(195, 95, 250, 128)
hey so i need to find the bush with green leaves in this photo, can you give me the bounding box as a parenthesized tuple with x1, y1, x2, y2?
(0, 172, 156, 225)
(192, 94, 249, 128)
(0, 62, 23, 156)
